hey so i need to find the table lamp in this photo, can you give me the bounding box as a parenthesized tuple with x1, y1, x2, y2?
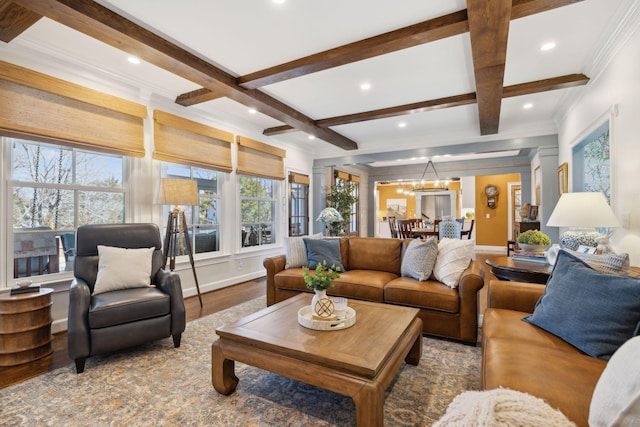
(546, 192, 620, 255)
(157, 177, 203, 307)
(317, 207, 343, 236)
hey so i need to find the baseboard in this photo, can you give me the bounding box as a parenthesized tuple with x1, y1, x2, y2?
(474, 245, 507, 253)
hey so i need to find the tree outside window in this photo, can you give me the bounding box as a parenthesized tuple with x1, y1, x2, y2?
(239, 175, 277, 247)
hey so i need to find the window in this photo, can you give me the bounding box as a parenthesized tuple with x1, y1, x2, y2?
(160, 162, 221, 255)
(239, 175, 278, 247)
(10, 137, 125, 278)
(288, 172, 309, 236)
(334, 171, 360, 235)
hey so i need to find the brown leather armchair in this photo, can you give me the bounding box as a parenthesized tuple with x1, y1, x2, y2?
(67, 223, 186, 373)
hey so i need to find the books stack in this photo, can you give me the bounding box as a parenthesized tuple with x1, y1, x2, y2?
(10, 283, 41, 296)
(512, 251, 548, 263)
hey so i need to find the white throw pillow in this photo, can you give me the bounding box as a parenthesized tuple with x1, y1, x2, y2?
(284, 233, 322, 269)
(93, 245, 154, 295)
(589, 335, 640, 426)
(432, 238, 474, 288)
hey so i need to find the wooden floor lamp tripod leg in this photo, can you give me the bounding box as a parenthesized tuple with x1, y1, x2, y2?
(162, 210, 203, 307)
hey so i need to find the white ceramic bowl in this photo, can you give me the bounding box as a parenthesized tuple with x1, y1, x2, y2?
(17, 279, 32, 288)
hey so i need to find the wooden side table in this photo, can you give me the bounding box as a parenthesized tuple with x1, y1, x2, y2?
(485, 256, 552, 284)
(0, 288, 54, 366)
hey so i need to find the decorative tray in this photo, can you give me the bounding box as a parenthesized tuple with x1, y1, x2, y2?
(297, 305, 356, 331)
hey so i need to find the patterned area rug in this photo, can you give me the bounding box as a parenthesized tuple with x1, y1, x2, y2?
(2, 298, 481, 426)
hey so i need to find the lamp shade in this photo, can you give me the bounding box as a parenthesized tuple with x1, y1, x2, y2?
(157, 178, 198, 206)
(546, 192, 619, 228)
(316, 207, 343, 224)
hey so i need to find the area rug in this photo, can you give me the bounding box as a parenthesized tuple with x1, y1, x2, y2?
(1, 298, 481, 426)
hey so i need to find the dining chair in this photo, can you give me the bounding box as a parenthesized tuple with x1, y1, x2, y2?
(397, 219, 415, 239)
(388, 216, 399, 238)
(461, 219, 475, 240)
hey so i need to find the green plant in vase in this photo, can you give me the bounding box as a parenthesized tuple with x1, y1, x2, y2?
(517, 230, 552, 252)
(303, 260, 341, 316)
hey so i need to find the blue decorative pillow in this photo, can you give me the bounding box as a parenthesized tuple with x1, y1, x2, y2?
(523, 250, 640, 360)
(303, 238, 344, 271)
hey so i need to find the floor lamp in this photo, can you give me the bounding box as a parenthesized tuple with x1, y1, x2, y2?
(158, 178, 203, 307)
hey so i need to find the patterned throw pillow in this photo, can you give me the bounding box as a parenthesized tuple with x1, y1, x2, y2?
(564, 249, 630, 274)
(433, 238, 474, 288)
(401, 237, 438, 281)
(284, 233, 321, 269)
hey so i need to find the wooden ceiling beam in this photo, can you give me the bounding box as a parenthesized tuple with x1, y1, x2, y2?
(467, 0, 512, 135)
(175, 87, 224, 106)
(12, 0, 358, 150)
(263, 73, 589, 136)
(0, 1, 42, 43)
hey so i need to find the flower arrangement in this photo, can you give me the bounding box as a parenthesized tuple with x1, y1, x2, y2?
(302, 260, 341, 291)
(517, 230, 552, 245)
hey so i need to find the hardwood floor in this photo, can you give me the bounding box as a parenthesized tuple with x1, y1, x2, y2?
(0, 277, 266, 390)
(0, 252, 500, 390)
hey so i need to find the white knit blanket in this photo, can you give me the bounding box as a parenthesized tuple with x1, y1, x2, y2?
(433, 388, 576, 427)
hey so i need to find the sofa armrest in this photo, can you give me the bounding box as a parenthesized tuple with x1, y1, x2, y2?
(457, 260, 485, 343)
(487, 280, 544, 313)
(154, 269, 186, 336)
(67, 278, 91, 360)
(263, 254, 286, 306)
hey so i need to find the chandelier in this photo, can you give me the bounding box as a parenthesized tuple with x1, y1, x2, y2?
(412, 160, 459, 192)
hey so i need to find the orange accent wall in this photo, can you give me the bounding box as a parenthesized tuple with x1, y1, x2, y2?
(474, 173, 520, 247)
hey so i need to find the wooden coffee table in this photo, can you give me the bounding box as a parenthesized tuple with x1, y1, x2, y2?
(211, 293, 422, 427)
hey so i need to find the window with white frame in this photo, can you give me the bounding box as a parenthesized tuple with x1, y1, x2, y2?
(160, 162, 222, 255)
(10, 137, 125, 278)
(239, 175, 277, 247)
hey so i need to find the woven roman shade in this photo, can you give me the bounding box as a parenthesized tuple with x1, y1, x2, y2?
(236, 136, 286, 180)
(0, 61, 147, 157)
(289, 172, 310, 185)
(153, 110, 233, 172)
(335, 170, 360, 183)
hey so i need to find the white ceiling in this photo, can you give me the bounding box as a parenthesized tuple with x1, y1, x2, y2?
(0, 0, 633, 168)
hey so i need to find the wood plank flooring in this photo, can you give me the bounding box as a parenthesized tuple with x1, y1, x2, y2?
(1, 251, 500, 390)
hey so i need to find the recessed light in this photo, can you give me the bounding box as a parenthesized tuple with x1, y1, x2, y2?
(540, 42, 556, 51)
(248, 108, 257, 114)
(398, 122, 407, 128)
(308, 135, 315, 140)
(127, 56, 141, 65)
(360, 82, 371, 91)
(272, 0, 285, 4)
(523, 103, 534, 110)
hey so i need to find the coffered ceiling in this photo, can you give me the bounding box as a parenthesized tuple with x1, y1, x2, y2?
(0, 0, 633, 170)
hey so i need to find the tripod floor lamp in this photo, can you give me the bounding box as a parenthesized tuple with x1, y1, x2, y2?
(158, 178, 203, 307)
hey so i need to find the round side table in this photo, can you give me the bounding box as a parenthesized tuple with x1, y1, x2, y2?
(0, 288, 54, 366)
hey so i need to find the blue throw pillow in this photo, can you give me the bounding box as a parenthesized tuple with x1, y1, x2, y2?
(523, 250, 640, 360)
(303, 238, 344, 271)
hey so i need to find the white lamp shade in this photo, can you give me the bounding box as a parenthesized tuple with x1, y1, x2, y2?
(157, 178, 198, 206)
(546, 192, 619, 228)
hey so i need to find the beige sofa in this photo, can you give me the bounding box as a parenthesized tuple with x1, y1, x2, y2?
(263, 236, 485, 344)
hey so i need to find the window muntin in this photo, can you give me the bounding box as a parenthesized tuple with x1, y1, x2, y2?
(239, 175, 277, 247)
(160, 163, 221, 254)
(289, 181, 309, 236)
(10, 138, 125, 278)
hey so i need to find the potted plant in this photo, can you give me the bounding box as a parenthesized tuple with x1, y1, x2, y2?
(325, 180, 358, 236)
(517, 230, 552, 252)
(302, 260, 341, 314)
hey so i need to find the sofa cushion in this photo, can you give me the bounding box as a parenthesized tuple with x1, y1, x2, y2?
(93, 245, 154, 295)
(589, 335, 640, 426)
(284, 233, 321, 269)
(401, 237, 438, 281)
(523, 250, 640, 360)
(384, 277, 459, 313)
(303, 238, 344, 271)
(347, 237, 402, 274)
(433, 238, 474, 288)
(483, 338, 607, 427)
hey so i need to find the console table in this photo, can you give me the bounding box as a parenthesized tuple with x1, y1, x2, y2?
(0, 288, 54, 366)
(485, 256, 552, 284)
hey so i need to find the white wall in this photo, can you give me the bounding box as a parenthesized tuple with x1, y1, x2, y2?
(557, 9, 640, 265)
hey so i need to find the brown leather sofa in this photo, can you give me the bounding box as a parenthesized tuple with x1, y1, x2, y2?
(482, 280, 607, 427)
(263, 237, 485, 344)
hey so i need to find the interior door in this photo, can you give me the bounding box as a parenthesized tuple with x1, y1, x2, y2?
(510, 185, 521, 240)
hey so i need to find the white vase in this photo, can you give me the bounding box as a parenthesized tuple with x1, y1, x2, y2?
(546, 244, 561, 265)
(312, 289, 327, 313)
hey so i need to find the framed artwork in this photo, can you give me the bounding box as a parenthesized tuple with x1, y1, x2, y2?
(528, 205, 539, 220)
(558, 162, 568, 195)
(534, 166, 541, 204)
(572, 118, 611, 204)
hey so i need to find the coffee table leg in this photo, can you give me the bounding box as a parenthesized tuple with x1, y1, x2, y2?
(354, 382, 384, 427)
(211, 339, 238, 395)
(405, 332, 422, 366)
